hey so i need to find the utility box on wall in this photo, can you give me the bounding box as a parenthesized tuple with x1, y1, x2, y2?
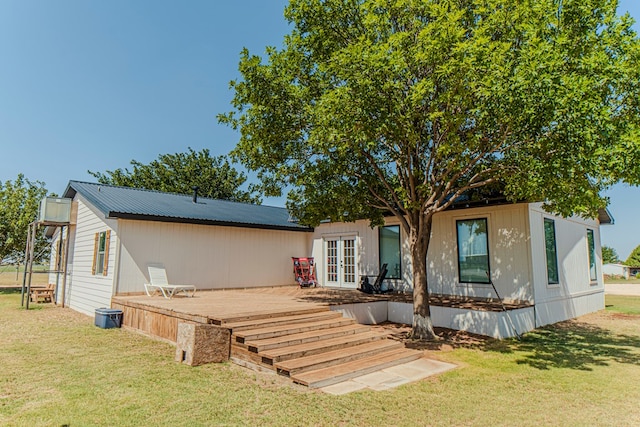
(39, 197, 72, 223)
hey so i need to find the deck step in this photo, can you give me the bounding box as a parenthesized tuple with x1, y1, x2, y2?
(245, 324, 370, 352)
(215, 306, 330, 326)
(222, 310, 340, 331)
(259, 331, 384, 365)
(275, 339, 404, 376)
(291, 348, 424, 389)
(233, 317, 355, 343)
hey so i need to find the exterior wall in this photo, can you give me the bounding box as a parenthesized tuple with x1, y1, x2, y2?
(387, 301, 535, 339)
(528, 203, 605, 327)
(312, 203, 534, 301)
(310, 220, 379, 288)
(332, 299, 535, 339)
(115, 219, 311, 294)
(426, 204, 533, 302)
(60, 195, 118, 316)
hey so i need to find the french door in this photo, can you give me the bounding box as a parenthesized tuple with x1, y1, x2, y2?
(325, 236, 357, 288)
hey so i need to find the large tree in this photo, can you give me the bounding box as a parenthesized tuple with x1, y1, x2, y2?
(601, 245, 620, 264)
(625, 245, 640, 267)
(0, 174, 49, 263)
(89, 147, 261, 204)
(221, 0, 640, 339)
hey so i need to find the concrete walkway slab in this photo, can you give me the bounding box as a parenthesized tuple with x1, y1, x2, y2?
(320, 356, 457, 395)
(605, 284, 640, 296)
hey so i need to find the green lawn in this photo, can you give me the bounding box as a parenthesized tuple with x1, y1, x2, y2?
(0, 265, 48, 287)
(605, 294, 640, 315)
(1, 290, 639, 426)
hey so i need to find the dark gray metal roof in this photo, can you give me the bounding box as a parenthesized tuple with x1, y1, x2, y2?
(64, 181, 312, 232)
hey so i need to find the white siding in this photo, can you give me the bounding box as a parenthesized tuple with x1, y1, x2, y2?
(115, 220, 311, 293)
(528, 203, 604, 326)
(312, 204, 534, 300)
(427, 204, 533, 301)
(310, 220, 378, 287)
(63, 195, 118, 316)
(387, 301, 535, 339)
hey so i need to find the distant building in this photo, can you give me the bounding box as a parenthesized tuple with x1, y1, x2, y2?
(602, 263, 630, 279)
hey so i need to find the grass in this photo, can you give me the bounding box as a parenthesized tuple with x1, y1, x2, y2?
(605, 294, 640, 315)
(0, 266, 48, 287)
(1, 290, 639, 426)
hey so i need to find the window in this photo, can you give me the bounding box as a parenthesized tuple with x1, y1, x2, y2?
(326, 239, 338, 282)
(456, 218, 490, 283)
(587, 229, 597, 282)
(544, 218, 559, 284)
(92, 230, 110, 276)
(379, 225, 401, 279)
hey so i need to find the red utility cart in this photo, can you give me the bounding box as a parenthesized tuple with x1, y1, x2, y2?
(292, 257, 318, 287)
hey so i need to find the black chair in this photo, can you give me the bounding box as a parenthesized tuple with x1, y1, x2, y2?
(359, 263, 390, 294)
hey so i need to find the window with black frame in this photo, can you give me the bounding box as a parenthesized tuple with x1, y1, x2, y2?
(587, 229, 597, 282)
(379, 225, 401, 279)
(456, 218, 490, 283)
(544, 218, 560, 284)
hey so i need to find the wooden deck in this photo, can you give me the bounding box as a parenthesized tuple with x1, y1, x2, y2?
(111, 287, 389, 343)
(111, 286, 529, 387)
(111, 286, 531, 343)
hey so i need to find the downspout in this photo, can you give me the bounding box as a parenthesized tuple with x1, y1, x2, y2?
(525, 204, 538, 327)
(54, 227, 63, 304)
(112, 222, 122, 301)
(61, 225, 71, 308)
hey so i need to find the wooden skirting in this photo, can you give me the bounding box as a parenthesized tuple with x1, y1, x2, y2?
(111, 300, 209, 343)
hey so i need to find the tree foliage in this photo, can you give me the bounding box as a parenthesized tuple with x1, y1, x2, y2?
(88, 148, 261, 204)
(625, 245, 640, 267)
(601, 245, 619, 264)
(221, 0, 640, 339)
(0, 174, 49, 263)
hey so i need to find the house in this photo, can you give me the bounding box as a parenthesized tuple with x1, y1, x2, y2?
(48, 181, 311, 316)
(309, 201, 610, 330)
(49, 180, 611, 336)
(602, 263, 631, 279)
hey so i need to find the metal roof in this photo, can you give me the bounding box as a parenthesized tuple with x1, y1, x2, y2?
(64, 181, 312, 232)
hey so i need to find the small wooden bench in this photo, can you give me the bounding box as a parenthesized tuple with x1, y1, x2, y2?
(30, 284, 55, 303)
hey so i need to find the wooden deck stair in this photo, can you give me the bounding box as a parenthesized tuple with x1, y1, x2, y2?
(225, 308, 422, 389)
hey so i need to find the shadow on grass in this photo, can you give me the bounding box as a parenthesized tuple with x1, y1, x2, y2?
(485, 320, 640, 371)
(400, 318, 640, 371)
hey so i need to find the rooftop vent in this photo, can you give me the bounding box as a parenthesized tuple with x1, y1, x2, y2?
(192, 186, 199, 204)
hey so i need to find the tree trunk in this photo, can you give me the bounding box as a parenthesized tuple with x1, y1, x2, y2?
(409, 214, 438, 340)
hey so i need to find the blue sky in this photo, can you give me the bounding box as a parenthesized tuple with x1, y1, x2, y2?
(0, 0, 638, 259)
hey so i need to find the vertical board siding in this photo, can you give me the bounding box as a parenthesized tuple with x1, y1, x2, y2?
(63, 196, 118, 316)
(310, 221, 378, 287)
(426, 204, 533, 302)
(115, 220, 312, 293)
(111, 302, 179, 342)
(312, 204, 534, 301)
(528, 203, 604, 327)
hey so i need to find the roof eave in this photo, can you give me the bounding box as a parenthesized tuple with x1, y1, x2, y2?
(598, 207, 614, 225)
(107, 211, 314, 233)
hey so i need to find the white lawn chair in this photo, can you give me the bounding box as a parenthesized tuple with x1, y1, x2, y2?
(144, 265, 196, 299)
